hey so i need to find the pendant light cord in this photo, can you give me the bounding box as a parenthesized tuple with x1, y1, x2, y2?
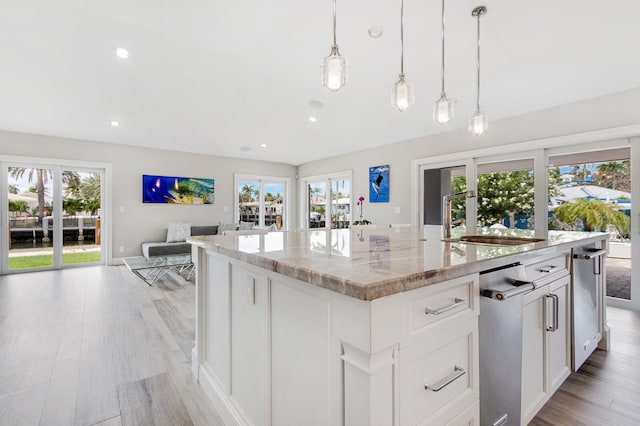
(440, 0, 446, 94)
(332, 0, 337, 46)
(400, 0, 405, 75)
(476, 11, 481, 111)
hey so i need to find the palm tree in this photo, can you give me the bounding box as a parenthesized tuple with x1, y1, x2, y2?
(64, 172, 82, 197)
(8, 184, 19, 194)
(80, 173, 101, 199)
(9, 168, 78, 220)
(594, 161, 629, 191)
(239, 184, 257, 203)
(570, 164, 591, 181)
(9, 167, 49, 220)
(553, 198, 630, 237)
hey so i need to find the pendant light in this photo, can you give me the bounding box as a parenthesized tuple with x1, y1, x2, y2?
(323, 0, 347, 91)
(392, 0, 414, 111)
(469, 6, 488, 135)
(433, 0, 454, 124)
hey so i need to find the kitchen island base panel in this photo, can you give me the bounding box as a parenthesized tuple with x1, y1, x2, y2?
(192, 247, 480, 426)
(188, 230, 610, 425)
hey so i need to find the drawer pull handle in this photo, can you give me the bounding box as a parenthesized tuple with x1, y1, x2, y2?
(425, 366, 466, 392)
(539, 265, 559, 273)
(425, 297, 466, 315)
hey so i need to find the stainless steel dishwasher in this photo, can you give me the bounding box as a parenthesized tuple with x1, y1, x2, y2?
(478, 262, 528, 426)
(572, 245, 606, 370)
(478, 259, 568, 426)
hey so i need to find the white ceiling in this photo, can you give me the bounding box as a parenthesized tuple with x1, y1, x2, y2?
(1, 1, 639, 166)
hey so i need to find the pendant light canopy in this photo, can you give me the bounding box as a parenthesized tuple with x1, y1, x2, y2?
(392, 0, 414, 111)
(469, 6, 488, 135)
(433, 0, 455, 124)
(323, 0, 347, 91)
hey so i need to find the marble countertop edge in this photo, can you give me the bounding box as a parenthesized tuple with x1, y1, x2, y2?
(188, 230, 609, 301)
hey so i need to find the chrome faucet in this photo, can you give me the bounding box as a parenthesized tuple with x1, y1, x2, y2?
(442, 190, 476, 239)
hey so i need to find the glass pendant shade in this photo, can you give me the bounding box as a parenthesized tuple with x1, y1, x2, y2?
(434, 94, 455, 124)
(469, 6, 488, 136)
(469, 110, 488, 135)
(323, 46, 347, 91)
(392, 76, 414, 112)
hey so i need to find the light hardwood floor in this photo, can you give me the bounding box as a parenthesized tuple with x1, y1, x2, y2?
(531, 307, 640, 425)
(0, 266, 222, 426)
(1, 266, 638, 425)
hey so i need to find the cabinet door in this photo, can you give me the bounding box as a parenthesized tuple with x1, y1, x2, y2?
(521, 286, 548, 424)
(230, 264, 269, 426)
(548, 275, 571, 393)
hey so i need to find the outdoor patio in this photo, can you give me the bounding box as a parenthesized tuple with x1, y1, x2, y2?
(607, 257, 631, 300)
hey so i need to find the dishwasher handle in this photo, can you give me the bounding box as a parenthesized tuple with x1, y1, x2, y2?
(481, 282, 536, 301)
(573, 249, 606, 260)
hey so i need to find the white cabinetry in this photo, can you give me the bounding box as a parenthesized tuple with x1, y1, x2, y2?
(229, 265, 269, 425)
(399, 275, 480, 426)
(193, 247, 479, 426)
(521, 274, 571, 424)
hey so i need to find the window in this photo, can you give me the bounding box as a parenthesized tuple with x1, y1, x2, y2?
(2, 161, 105, 273)
(476, 159, 535, 229)
(235, 175, 290, 230)
(302, 172, 351, 229)
(548, 148, 631, 301)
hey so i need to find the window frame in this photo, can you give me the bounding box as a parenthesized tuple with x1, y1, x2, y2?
(234, 174, 291, 231)
(299, 170, 352, 229)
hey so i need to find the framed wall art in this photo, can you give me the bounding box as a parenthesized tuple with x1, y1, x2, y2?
(142, 174, 215, 204)
(369, 165, 389, 203)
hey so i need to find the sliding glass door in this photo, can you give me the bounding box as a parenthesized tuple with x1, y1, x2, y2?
(236, 175, 289, 230)
(2, 161, 104, 273)
(548, 148, 632, 304)
(303, 172, 351, 229)
(61, 168, 102, 265)
(476, 158, 535, 229)
(6, 165, 56, 270)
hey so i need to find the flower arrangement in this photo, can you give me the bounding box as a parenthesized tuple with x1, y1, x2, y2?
(352, 196, 372, 225)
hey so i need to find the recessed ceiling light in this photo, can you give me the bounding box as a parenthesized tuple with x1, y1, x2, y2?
(368, 26, 383, 38)
(260, 143, 267, 148)
(240, 146, 251, 151)
(308, 116, 318, 123)
(115, 48, 129, 59)
(308, 100, 324, 109)
(110, 120, 120, 127)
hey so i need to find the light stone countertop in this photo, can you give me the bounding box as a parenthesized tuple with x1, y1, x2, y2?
(188, 228, 608, 301)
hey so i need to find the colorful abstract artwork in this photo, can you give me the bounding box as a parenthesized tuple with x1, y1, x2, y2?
(142, 175, 215, 204)
(369, 165, 389, 203)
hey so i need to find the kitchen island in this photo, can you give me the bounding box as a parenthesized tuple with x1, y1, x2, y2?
(188, 228, 609, 426)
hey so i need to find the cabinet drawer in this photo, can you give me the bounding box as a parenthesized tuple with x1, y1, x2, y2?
(406, 274, 478, 340)
(446, 400, 479, 426)
(524, 252, 569, 283)
(400, 317, 479, 425)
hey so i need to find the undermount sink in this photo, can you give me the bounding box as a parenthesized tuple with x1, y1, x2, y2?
(446, 235, 546, 246)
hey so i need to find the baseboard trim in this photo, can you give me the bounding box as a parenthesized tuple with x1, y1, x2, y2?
(199, 365, 248, 426)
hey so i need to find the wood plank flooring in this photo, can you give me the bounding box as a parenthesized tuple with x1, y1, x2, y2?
(1, 266, 639, 425)
(531, 307, 640, 425)
(0, 266, 222, 426)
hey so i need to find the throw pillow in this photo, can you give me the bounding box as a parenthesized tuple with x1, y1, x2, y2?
(239, 221, 254, 230)
(217, 222, 239, 235)
(166, 222, 192, 243)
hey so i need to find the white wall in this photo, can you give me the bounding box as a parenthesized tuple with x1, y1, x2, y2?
(297, 87, 640, 227)
(0, 130, 297, 262)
